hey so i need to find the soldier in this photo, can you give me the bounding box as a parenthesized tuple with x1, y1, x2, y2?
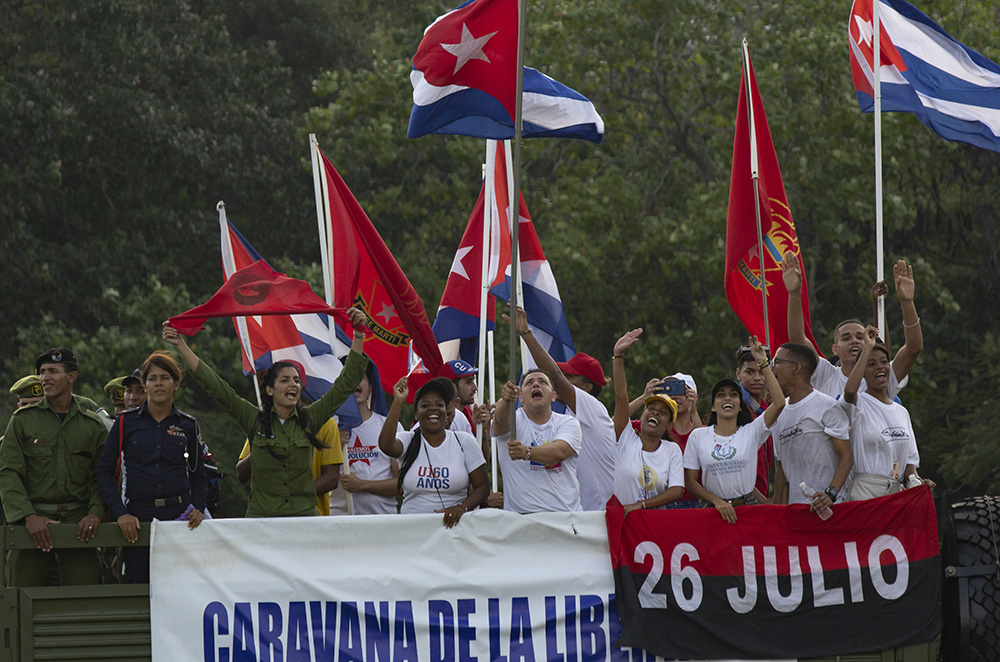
(9, 376, 44, 409)
(0, 348, 106, 586)
(103, 377, 128, 416)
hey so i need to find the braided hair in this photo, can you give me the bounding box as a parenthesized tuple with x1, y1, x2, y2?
(250, 361, 328, 459)
(397, 377, 455, 493)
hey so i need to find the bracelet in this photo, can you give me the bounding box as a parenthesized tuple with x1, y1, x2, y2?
(353, 331, 366, 339)
(641, 500, 646, 510)
(519, 330, 531, 336)
(525, 447, 532, 461)
(903, 316, 920, 329)
(612, 355, 624, 360)
(757, 360, 768, 370)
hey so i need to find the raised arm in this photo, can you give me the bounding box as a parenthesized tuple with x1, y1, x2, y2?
(162, 322, 200, 372)
(505, 306, 579, 411)
(890, 260, 922, 381)
(612, 329, 643, 439)
(378, 379, 408, 458)
(844, 325, 878, 404)
(781, 251, 817, 358)
(491, 381, 518, 438)
(629, 378, 661, 417)
(748, 337, 785, 427)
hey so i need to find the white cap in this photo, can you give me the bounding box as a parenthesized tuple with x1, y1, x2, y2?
(666, 372, 697, 395)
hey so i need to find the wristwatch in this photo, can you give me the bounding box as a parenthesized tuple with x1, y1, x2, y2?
(824, 487, 839, 503)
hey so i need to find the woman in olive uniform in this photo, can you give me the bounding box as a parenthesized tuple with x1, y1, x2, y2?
(161, 308, 369, 517)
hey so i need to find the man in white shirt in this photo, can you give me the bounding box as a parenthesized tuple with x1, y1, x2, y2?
(783, 253, 922, 399)
(769, 343, 852, 513)
(508, 307, 615, 511)
(437, 360, 479, 434)
(491, 370, 583, 513)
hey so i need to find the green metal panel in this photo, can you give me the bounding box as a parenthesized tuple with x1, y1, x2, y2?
(18, 585, 149, 661)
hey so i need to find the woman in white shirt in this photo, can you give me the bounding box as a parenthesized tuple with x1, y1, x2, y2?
(379, 377, 488, 528)
(842, 325, 931, 499)
(610, 328, 684, 514)
(683, 338, 784, 523)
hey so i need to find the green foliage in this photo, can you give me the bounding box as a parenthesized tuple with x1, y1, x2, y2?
(5, 0, 1000, 506)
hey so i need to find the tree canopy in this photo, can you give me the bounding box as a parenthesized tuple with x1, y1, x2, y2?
(4, 0, 1000, 505)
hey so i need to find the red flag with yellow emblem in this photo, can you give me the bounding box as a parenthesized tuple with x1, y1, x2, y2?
(320, 151, 444, 394)
(725, 45, 820, 352)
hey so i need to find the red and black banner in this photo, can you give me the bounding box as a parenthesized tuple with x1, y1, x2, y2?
(606, 487, 941, 659)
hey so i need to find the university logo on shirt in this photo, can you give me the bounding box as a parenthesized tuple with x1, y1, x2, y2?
(711, 443, 737, 461)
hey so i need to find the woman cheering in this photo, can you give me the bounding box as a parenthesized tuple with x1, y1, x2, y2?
(379, 377, 488, 528)
(161, 307, 369, 517)
(611, 328, 684, 514)
(683, 338, 784, 523)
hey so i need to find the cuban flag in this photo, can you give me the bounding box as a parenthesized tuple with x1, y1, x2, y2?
(849, 0, 1000, 152)
(433, 142, 575, 364)
(408, 0, 604, 143)
(219, 210, 358, 413)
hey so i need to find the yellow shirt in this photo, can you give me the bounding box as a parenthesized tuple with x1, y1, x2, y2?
(238, 418, 342, 516)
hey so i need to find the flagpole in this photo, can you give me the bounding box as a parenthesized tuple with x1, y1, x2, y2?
(873, 0, 887, 337)
(508, 0, 527, 440)
(218, 201, 264, 411)
(487, 329, 498, 491)
(742, 39, 770, 350)
(479, 141, 496, 486)
(310, 135, 355, 515)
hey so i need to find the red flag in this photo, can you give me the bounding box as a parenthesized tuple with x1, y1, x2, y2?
(607, 488, 941, 658)
(725, 48, 820, 353)
(168, 260, 343, 336)
(320, 151, 444, 393)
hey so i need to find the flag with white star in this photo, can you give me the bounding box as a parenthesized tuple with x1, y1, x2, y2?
(408, 0, 604, 142)
(432, 142, 575, 364)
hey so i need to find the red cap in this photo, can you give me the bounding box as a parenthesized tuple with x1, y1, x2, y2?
(556, 353, 606, 388)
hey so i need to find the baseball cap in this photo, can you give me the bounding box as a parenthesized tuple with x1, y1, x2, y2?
(556, 353, 606, 388)
(438, 360, 478, 381)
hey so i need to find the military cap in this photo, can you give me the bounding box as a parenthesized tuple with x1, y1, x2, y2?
(35, 347, 78, 372)
(10, 375, 43, 399)
(104, 377, 127, 402)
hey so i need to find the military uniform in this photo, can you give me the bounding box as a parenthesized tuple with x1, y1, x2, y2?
(191, 351, 366, 517)
(0, 395, 107, 586)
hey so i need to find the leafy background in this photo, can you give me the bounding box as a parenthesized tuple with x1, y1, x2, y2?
(3, 0, 999, 516)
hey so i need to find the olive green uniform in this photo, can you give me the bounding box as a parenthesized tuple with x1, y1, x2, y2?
(0, 398, 107, 586)
(191, 351, 367, 517)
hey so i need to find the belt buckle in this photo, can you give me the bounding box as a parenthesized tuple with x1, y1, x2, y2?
(154, 498, 167, 507)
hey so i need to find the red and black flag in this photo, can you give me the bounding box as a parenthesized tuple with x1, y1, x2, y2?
(606, 487, 941, 659)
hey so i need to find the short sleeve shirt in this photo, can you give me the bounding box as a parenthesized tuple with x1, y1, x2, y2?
(495, 409, 583, 513)
(771, 390, 850, 504)
(683, 416, 770, 500)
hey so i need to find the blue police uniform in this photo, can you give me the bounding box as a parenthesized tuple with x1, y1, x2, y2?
(96, 404, 207, 583)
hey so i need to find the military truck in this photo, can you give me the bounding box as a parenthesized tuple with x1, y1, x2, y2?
(0, 494, 994, 661)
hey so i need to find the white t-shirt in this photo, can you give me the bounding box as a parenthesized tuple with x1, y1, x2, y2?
(329, 413, 401, 516)
(771, 390, 850, 504)
(495, 408, 583, 513)
(839, 393, 919, 476)
(683, 415, 770, 500)
(566, 386, 616, 511)
(614, 426, 684, 507)
(811, 356, 904, 400)
(448, 407, 473, 434)
(397, 430, 485, 514)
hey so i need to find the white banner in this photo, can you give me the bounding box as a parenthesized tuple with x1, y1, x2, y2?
(150, 510, 653, 662)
